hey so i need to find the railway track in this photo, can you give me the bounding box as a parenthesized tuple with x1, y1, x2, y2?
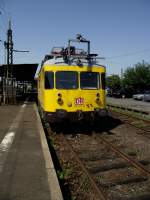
(46, 123, 150, 200)
(108, 109, 150, 138)
(107, 103, 150, 116)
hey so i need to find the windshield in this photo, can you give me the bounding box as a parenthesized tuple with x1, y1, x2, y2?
(56, 71, 78, 89)
(80, 72, 99, 89)
(45, 72, 54, 89)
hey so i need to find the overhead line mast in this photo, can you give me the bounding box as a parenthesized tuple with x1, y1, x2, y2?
(2, 20, 30, 104)
(4, 19, 13, 77)
(7, 20, 13, 65)
(4, 20, 30, 77)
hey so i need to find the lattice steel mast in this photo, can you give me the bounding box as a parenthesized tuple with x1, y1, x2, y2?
(4, 19, 13, 77)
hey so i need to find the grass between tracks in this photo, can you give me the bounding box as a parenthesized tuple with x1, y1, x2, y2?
(107, 105, 150, 122)
(42, 123, 73, 200)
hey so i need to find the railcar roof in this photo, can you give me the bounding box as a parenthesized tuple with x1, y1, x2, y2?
(43, 57, 105, 67)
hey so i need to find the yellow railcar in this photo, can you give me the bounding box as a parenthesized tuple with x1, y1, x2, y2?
(38, 35, 107, 123)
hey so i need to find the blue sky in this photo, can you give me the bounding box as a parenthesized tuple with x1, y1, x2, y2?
(0, 0, 150, 75)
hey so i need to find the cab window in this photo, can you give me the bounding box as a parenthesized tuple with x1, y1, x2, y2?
(80, 72, 100, 89)
(101, 73, 105, 90)
(56, 71, 78, 89)
(45, 72, 54, 89)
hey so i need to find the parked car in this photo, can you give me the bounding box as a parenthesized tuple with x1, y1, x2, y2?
(112, 88, 134, 98)
(143, 91, 150, 102)
(133, 93, 144, 100)
(133, 90, 150, 101)
(106, 88, 112, 97)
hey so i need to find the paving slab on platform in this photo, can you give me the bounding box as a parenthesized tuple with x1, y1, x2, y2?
(0, 102, 63, 200)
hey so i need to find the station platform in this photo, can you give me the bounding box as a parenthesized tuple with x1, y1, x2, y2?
(0, 102, 63, 200)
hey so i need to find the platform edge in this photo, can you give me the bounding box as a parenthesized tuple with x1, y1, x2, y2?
(34, 104, 63, 200)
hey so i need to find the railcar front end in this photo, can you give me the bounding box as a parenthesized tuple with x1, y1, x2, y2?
(38, 65, 107, 123)
(38, 35, 107, 123)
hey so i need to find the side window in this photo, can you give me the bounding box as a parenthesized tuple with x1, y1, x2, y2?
(101, 73, 105, 90)
(38, 78, 40, 88)
(45, 72, 54, 89)
(38, 75, 40, 88)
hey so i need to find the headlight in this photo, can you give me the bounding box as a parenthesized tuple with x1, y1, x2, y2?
(96, 97, 100, 103)
(57, 93, 63, 105)
(96, 93, 100, 103)
(57, 98, 63, 105)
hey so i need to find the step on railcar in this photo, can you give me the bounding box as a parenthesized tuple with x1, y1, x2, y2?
(38, 34, 107, 123)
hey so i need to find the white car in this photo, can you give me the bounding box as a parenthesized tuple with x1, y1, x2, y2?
(143, 91, 150, 102)
(133, 93, 144, 100)
(133, 91, 150, 101)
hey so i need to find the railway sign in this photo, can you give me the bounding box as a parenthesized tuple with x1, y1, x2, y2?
(75, 97, 84, 105)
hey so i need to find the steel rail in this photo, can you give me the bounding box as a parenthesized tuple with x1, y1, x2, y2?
(93, 132, 150, 178)
(107, 103, 150, 116)
(108, 108, 150, 123)
(60, 133, 107, 200)
(109, 109, 150, 138)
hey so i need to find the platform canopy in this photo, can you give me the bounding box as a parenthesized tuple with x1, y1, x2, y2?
(0, 64, 38, 81)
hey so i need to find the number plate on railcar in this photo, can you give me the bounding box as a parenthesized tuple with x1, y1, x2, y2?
(75, 98, 84, 105)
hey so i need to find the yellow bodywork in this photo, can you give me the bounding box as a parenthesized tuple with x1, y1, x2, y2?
(38, 65, 106, 113)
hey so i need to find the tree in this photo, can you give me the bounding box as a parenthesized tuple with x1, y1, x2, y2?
(106, 74, 121, 93)
(123, 61, 150, 92)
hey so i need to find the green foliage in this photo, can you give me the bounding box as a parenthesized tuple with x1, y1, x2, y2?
(123, 61, 150, 91)
(57, 170, 65, 180)
(106, 74, 121, 92)
(57, 168, 72, 181)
